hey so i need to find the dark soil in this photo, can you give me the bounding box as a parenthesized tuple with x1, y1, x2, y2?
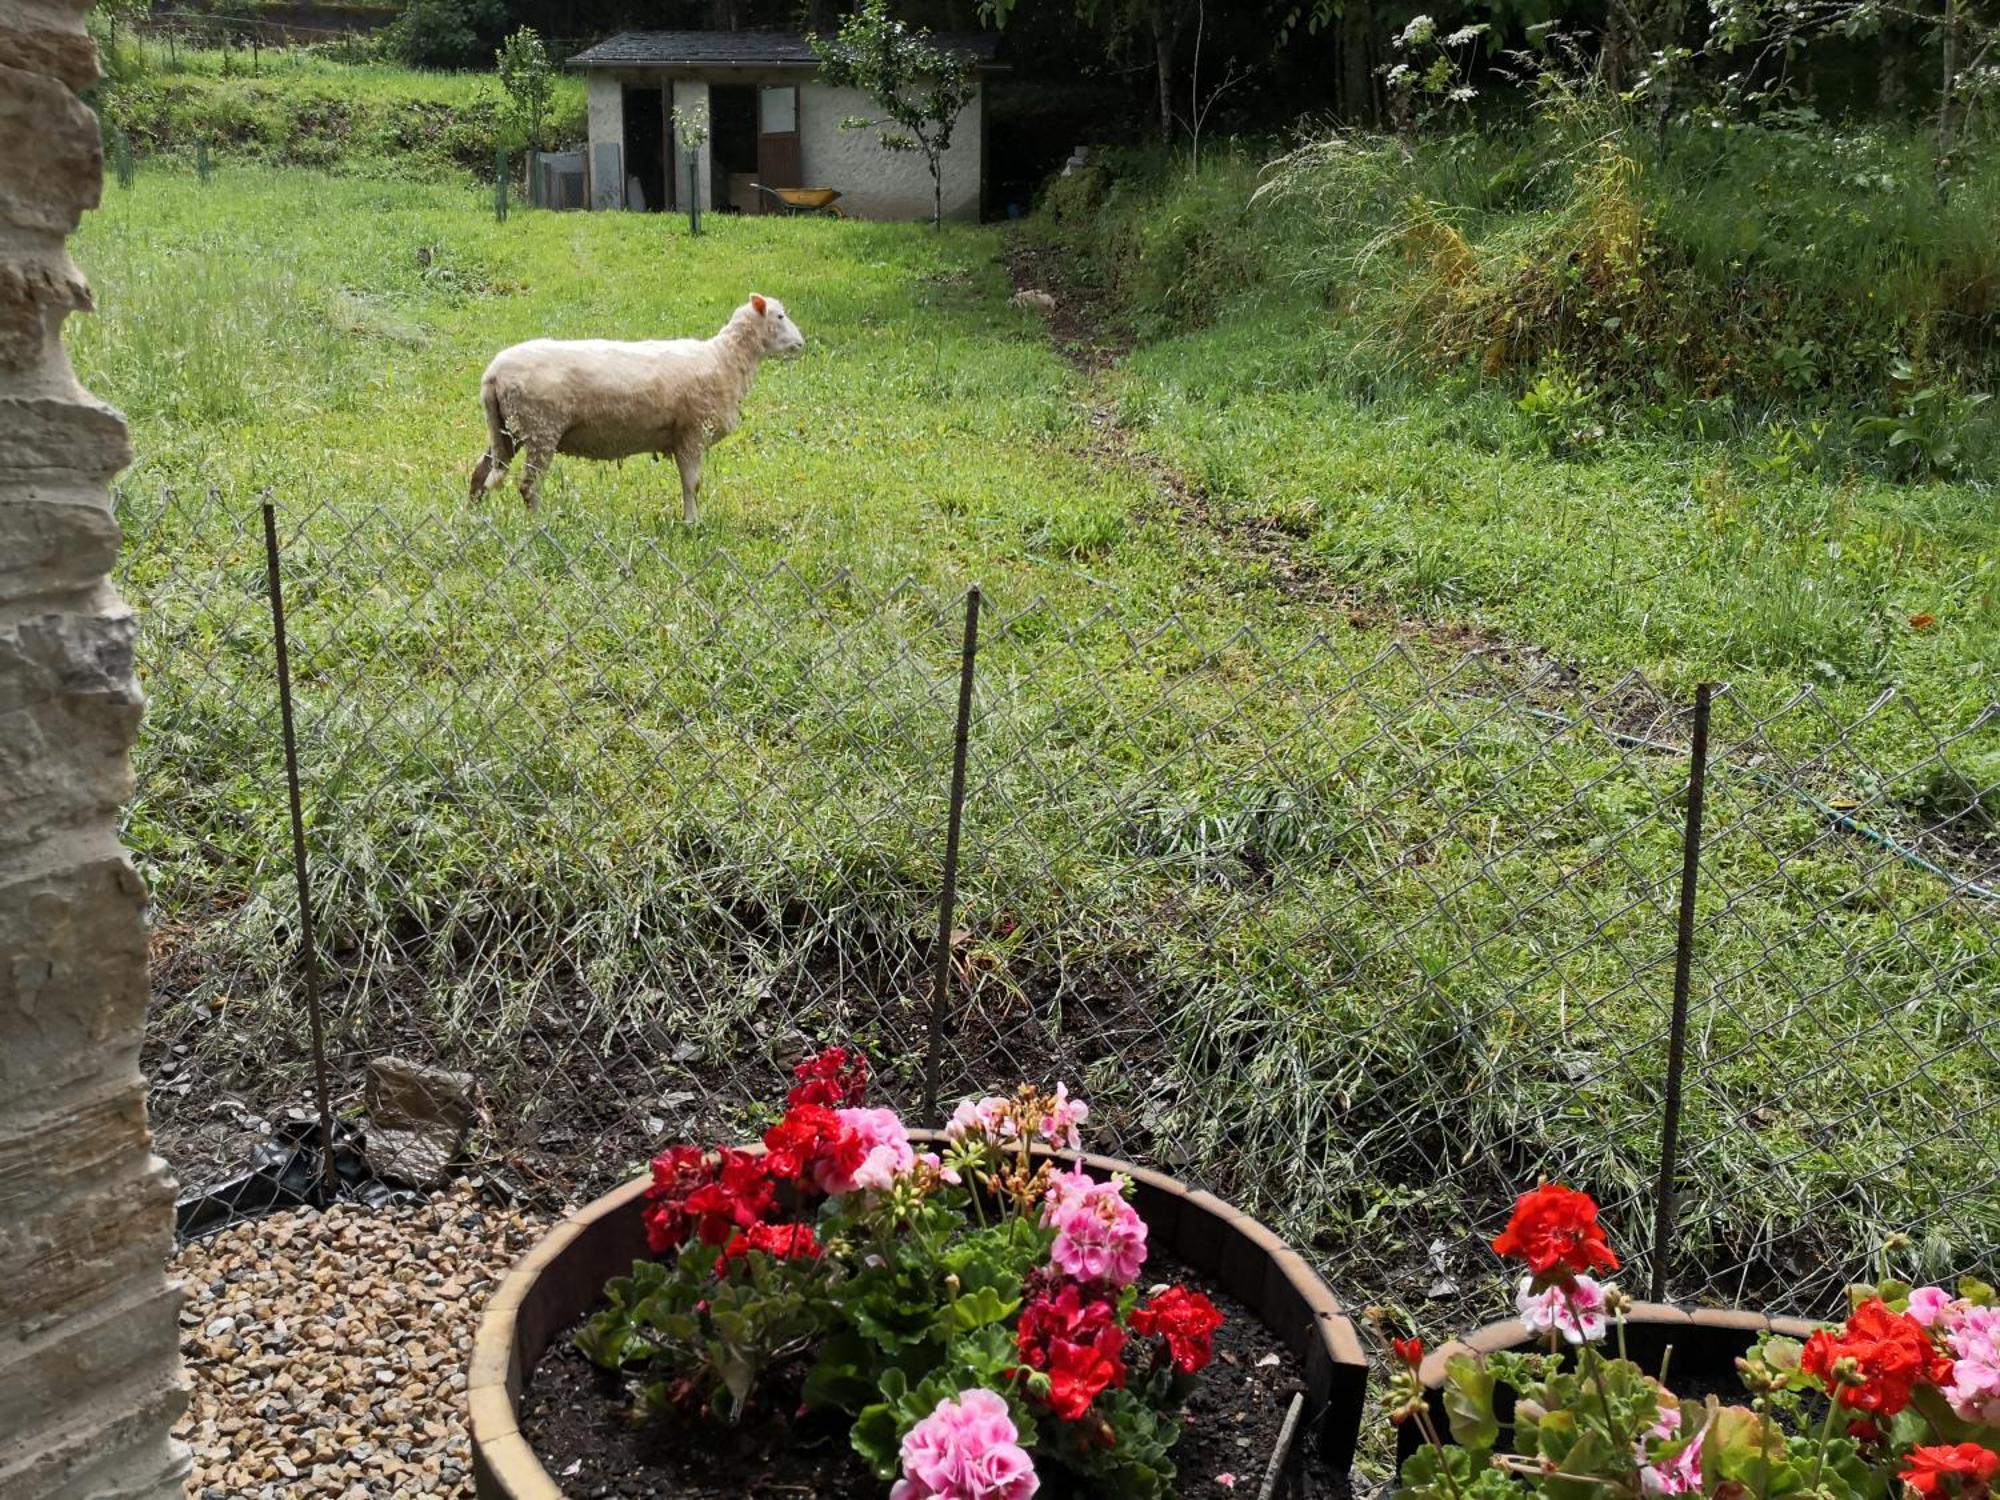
(520, 1257, 1349, 1498)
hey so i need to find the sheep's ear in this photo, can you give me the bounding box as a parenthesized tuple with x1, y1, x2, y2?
(751, 294, 768, 316)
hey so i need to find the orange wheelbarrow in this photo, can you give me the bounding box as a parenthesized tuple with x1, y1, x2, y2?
(754, 184, 846, 217)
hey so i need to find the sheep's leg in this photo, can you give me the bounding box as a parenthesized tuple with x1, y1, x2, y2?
(468, 452, 494, 501)
(518, 441, 554, 511)
(675, 447, 702, 525)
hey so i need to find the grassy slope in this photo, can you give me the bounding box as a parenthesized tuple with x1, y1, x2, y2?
(98, 41, 587, 175)
(76, 164, 1999, 1328)
(1035, 132, 2000, 720)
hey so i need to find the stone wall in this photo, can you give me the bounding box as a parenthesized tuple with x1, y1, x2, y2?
(0, 0, 191, 1494)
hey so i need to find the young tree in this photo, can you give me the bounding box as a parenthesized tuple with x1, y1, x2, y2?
(812, 0, 976, 229)
(496, 25, 554, 154)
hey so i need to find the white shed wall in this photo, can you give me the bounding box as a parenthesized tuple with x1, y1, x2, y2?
(580, 64, 985, 222)
(797, 82, 983, 222)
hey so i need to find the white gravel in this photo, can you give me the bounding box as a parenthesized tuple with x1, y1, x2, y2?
(171, 1185, 548, 1498)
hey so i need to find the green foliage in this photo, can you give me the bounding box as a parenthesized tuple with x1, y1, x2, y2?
(811, 0, 974, 228)
(493, 26, 552, 153)
(1515, 359, 1603, 456)
(386, 0, 503, 68)
(1854, 359, 1993, 478)
(93, 45, 585, 179)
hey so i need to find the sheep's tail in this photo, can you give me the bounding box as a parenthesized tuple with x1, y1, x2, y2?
(469, 378, 516, 501)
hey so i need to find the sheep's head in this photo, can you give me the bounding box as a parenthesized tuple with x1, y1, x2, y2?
(746, 293, 806, 357)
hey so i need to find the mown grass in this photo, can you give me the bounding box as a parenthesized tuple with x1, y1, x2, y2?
(77, 163, 1998, 1340)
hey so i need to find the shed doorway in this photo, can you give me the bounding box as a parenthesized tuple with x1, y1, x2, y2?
(621, 84, 666, 211)
(710, 84, 758, 211)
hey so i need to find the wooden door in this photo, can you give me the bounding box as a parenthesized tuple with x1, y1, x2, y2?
(756, 85, 802, 208)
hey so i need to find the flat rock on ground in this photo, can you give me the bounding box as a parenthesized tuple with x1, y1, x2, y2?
(170, 1184, 547, 1498)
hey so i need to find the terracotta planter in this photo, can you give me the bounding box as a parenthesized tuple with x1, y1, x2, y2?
(470, 1136, 1370, 1498)
(1395, 1301, 1824, 1469)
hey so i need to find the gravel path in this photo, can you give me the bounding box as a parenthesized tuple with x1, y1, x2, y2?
(171, 1185, 548, 1498)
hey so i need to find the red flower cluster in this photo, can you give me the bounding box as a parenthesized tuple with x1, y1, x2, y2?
(1016, 1281, 1128, 1421)
(1900, 1444, 2000, 1499)
(1802, 1298, 1955, 1416)
(642, 1146, 775, 1253)
(1393, 1337, 1426, 1369)
(1490, 1184, 1620, 1278)
(762, 1103, 847, 1185)
(1129, 1286, 1225, 1375)
(787, 1046, 869, 1110)
(715, 1221, 823, 1276)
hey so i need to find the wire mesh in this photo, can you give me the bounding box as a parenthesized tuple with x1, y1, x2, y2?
(122, 490, 2000, 1336)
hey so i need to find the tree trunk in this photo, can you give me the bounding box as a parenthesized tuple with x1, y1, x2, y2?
(1155, 23, 1175, 144)
(1339, 0, 1375, 125)
(0, 0, 190, 1493)
(1937, 0, 1960, 181)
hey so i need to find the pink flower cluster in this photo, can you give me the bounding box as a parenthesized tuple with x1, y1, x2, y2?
(891, 1389, 1040, 1500)
(815, 1107, 915, 1195)
(1516, 1273, 1608, 1344)
(1910, 1288, 2000, 1425)
(947, 1095, 1018, 1144)
(944, 1084, 1089, 1152)
(1043, 1167, 1148, 1287)
(1641, 1404, 1706, 1497)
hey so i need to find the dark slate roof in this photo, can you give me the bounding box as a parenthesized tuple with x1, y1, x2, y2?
(568, 29, 1004, 69)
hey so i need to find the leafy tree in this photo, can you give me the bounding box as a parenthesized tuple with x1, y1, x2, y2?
(983, 0, 1199, 143)
(496, 26, 554, 152)
(812, 0, 976, 228)
(388, 0, 505, 69)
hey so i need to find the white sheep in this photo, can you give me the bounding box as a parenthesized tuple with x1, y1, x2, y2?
(468, 293, 806, 522)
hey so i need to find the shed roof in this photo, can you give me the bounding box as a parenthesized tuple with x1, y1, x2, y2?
(567, 29, 1004, 70)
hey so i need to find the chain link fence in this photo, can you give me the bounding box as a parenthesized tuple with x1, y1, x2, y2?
(121, 489, 2000, 1334)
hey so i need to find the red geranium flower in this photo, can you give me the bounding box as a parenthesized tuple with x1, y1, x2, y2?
(1130, 1286, 1227, 1374)
(762, 1103, 848, 1185)
(1017, 1281, 1127, 1420)
(1490, 1184, 1620, 1277)
(1802, 1298, 1954, 1416)
(1392, 1337, 1425, 1368)
(714, 1221, 823, 1276)
(1901, 1444, 2000, 1499)
(682, 1148, 776, 1247)
(787, 1046, 869, 1110)
(641, 1145, 711, 1253)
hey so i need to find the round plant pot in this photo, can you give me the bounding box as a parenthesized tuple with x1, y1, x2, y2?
(470, 1135, 1370, 1498)
(1394, 1301, 1824, 1470)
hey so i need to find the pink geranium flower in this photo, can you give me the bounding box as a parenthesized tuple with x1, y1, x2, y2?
(1908, 1286, 1958, 1329)
(1942, 1304, 2000, 1425)
(1037, 1083, 1089, 1151)
(1517, 1274, 1608, 1344)
(891, 1388, 1039, 1500)
(946, 1096, 1016, 1144)
(1642, 1413, 1705, 1497)
(814, 1107, 915, 1195)
(1042, 1171, 1148, 1287)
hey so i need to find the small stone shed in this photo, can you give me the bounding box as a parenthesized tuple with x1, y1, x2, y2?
(567, 30, 1004, 221)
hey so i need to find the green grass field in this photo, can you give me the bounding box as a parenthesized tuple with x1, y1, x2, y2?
(77, 163, 1999, 1342)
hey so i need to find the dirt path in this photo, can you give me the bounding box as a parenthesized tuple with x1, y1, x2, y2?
(1003, 233, 1603, 700)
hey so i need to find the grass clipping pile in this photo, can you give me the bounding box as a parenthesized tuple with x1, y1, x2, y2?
(172, 1185, 545, 1498)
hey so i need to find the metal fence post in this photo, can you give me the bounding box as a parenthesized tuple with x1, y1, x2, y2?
(495, 146, 509, 223)
(111, 130, 133, 189)
(687, 155, 701, 236)
(922, 587, 980, 1122)
(261, 502, 338, 1194)
(195, 139, 211, 183)
(1650, 682, 1713, 1302)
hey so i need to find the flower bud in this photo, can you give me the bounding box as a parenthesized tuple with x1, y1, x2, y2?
(1026, 1372, 1053, 1400)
